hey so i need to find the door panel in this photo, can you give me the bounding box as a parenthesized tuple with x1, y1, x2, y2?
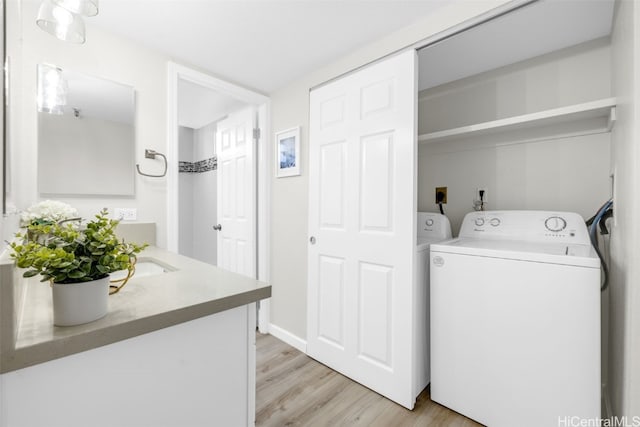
(216, 108, 256, 278)
(317, 255, 346, 348)
(320, 96, 345, 128)
(319, 142, 346, 229)
(221, 159, 233, 220)
(236, 157, 247, 219)
(360, 132, 394, 231)
(360, 78, 395, 118)
(358, 261, 393, 368)
(308, 50, 417, 408)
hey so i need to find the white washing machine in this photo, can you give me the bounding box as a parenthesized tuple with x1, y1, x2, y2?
(414, 212, 452, 398)
(430, 211, 600, 427)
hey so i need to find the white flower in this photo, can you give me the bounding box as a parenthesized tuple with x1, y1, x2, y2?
(20, 200, 79, 226)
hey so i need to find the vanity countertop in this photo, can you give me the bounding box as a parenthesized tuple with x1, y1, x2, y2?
(0, 246, 271, 374)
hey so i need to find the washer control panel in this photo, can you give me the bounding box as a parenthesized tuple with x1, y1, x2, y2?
(544, 216, 567, 232)
(459, 210, 590, 244)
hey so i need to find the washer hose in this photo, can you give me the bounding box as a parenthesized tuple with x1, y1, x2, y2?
(588, 200, 613, 291)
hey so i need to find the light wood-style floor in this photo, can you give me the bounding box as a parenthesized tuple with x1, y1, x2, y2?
(256, 332, 482, 427)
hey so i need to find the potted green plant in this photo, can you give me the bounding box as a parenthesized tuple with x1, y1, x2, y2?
(10, 208, 147, 326)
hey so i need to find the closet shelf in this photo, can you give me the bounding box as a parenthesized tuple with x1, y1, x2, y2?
(418, 97, 617, 144)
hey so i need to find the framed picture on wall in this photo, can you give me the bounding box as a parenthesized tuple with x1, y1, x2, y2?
(275, 127, 300, 178)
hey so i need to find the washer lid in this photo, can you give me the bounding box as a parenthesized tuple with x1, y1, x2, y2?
(430, 238, 600, 268)
(417, 236, 453, 250)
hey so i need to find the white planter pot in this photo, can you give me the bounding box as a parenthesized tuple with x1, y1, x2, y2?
(51, 276, 109, 326)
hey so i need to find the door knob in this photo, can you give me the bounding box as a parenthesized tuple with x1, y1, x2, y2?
(213, 224, 222, 231)
(309, 236, 316, 244)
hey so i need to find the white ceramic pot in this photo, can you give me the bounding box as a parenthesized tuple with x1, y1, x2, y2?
(51, 276, 109, 326)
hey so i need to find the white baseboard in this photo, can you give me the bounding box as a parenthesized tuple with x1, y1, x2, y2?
(268, 323, 307, 353)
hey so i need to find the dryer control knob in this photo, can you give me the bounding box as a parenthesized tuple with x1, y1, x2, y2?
(545, 216, 567, 232)
(425, 219, 434, 226)
(490, 218, 501, 227)
(475, 218, 485, 226)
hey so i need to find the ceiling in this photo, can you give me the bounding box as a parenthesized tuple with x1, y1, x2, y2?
(83, 0, 616, 126)
(417, 0, 615, 91)
(92, 0, 452, 95)
(178, 79, 245, 128)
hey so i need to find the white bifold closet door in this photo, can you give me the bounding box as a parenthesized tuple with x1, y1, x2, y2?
(307, 50, 417, 409)
(216, 107, 257, 279)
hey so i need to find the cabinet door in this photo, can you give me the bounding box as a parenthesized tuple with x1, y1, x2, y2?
(307, 50, 417, 409)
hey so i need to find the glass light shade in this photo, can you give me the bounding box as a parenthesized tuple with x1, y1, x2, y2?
(51, 0, 98, 17)
(36, 0, 86, 44)
(37, 64, 68, 115)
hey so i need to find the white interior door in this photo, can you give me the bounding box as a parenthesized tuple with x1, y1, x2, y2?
(307, 50, 417, 408)
(216, 108, 257, 278)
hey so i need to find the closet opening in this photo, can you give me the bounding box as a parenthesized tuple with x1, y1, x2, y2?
(415, 0, 618, 418)
(416, 0, 615, 233)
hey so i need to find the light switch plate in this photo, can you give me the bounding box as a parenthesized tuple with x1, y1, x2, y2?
(114, 208, 137, 221)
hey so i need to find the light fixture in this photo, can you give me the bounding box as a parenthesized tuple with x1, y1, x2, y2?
(37, 64, 68, 115)
(35, 0, 98, 44)
(51, 0, 99, 17)
(36, 0, 86, 44)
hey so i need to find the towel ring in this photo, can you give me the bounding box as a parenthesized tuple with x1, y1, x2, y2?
(136, 149, 167, 178)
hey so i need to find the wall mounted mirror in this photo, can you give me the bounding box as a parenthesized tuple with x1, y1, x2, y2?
(37, 65, 135, 196)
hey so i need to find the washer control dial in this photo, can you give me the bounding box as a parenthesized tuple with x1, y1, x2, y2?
(490, 218, 501, 227)
(475, 218, 485, 227)
(425, 219, 434, 226)
(545, 216, 567, 232)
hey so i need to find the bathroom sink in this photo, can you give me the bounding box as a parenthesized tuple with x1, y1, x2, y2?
(110, 257, 176, 281)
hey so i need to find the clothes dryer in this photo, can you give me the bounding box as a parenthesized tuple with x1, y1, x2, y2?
(414, 212, 452, 396)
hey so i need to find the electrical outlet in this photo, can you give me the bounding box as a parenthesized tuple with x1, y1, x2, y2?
(473, 187, 488, 211)
(114, 208, 137, 221)
(474, 187, 488, 203)
(435, 187, 447, 204)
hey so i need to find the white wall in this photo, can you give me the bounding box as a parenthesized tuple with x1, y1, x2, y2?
(178, 126, 194, 257)
(418, 39, 612, 234)
(269, 0, 514, 340)
(418, 38, 612, 134)
(420, 135, 611, 233)
(7, 0, 169, 246)
(192, 122, 217, 265)
(609, 0, 640, 419)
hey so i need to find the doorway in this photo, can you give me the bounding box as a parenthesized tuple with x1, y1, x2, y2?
(166, 62, 271, 331)
(175, 80, 248, 264)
